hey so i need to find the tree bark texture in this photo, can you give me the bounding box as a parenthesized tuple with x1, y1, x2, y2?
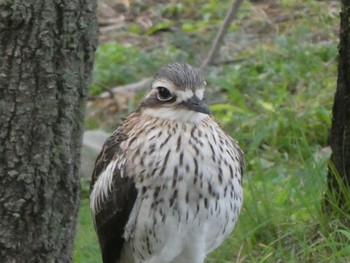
(326, 0, 350, 215)
(0, 0, 97, 262)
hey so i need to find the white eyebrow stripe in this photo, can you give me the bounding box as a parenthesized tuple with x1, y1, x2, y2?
(195, 88, 205, 100)
(151, 80, 174, 91)
(176, 89, 194, 102)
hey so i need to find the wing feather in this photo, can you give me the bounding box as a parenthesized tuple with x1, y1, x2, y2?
(90, 126, 137, 263)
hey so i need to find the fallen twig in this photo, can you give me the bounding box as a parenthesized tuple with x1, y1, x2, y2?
(89, 77, 152, 100)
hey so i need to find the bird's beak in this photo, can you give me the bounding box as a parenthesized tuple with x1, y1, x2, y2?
(186, 95, 211, 115)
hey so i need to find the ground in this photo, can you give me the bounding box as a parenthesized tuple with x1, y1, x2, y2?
(74, 1, 350, 262)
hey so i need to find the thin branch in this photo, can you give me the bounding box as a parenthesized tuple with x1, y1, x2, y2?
(101, 86, 114, 98)
(201, 0, 245, 70)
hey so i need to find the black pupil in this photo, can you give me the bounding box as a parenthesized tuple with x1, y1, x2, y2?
(158, 87, 171, 99)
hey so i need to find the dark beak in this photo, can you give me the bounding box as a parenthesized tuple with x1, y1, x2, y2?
(186, 95, 211, 115)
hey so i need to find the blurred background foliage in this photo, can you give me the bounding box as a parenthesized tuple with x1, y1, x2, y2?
(76, 0, 350, 262)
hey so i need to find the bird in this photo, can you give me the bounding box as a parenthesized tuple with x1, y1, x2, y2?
(89, 63, 245, 263)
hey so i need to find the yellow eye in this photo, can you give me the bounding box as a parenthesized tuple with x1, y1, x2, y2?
(157, 87, 173, 101)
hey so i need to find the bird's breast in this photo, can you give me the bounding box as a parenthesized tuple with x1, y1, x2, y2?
(124, 117, 243, 205)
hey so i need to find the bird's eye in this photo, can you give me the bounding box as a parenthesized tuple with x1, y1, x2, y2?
(157, 87, 172, 101)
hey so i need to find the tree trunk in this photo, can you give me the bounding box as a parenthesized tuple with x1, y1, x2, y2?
(0, 0, 97, 262)
(325, 0, 350, 217)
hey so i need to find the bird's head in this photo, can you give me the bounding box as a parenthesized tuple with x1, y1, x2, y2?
(140, 63, 211, 123)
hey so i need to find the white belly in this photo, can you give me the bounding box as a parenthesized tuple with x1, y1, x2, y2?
(122, 189, 242, 263)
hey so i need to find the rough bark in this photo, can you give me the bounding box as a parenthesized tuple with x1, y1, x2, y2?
(325, 0, 350, 217)
(0, 0, 97, 262)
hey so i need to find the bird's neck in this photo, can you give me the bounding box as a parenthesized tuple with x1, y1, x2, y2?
(141, 107, 210, 123)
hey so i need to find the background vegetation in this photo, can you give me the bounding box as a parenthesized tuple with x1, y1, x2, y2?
(75, 0, 350, 262)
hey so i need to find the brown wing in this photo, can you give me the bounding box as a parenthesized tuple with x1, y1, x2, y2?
(90, 127, 137, 263)
(90, 127, 125, 190)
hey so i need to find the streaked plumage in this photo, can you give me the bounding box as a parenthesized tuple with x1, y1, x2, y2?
(90, 63, 245, 263)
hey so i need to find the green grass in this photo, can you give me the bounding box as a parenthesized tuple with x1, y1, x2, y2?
(75, 0, 350, 262)
(74, 198, 100, 263)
